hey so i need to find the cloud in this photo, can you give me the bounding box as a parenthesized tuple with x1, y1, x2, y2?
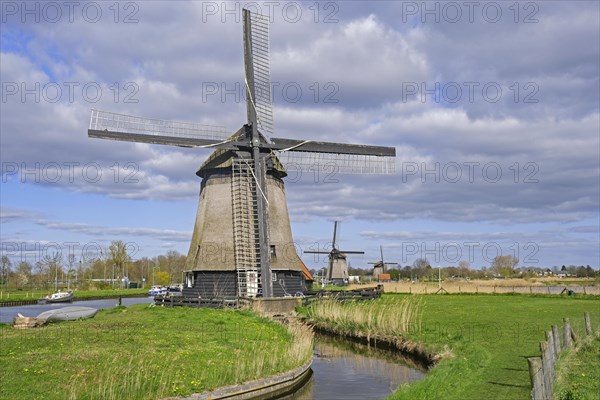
(1, 207, 191, 242)
(1, 2, 598, 266)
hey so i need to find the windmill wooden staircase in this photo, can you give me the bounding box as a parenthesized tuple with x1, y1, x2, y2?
(232, 159, 263, 297)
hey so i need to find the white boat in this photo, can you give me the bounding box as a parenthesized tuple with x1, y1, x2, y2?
(44, 290, 74, 303)
(148, 286, 167, 296)
(36, 306, 98, 323)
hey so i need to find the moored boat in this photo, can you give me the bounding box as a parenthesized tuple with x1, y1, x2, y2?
(43, 290, 74, 303)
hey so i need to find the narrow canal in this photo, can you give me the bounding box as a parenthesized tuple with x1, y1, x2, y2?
(1, 300, 425, 399)
(285, 334, 425, 400)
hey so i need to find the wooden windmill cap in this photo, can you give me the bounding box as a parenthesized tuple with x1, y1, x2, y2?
(196, 127, 287, 178)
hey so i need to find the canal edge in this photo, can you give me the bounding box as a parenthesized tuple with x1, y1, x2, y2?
(305, 320, 441, 371)
(164, 359, 313, 400)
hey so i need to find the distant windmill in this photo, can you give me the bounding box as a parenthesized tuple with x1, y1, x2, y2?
(304, 221, 365, 285)
(86, 9, 395, 298)
(369, 245, 397, 281)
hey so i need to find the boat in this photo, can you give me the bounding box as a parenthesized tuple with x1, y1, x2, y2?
(36, 306, 98, 323)
(43, 290, 74, 303)
(148, 286, 167, 296)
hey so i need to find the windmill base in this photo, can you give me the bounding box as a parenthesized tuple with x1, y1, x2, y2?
(183, 270, 308, 298)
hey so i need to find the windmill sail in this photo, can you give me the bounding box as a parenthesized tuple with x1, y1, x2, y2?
(271, 138, 396, 175)
(88, 109, 230, 147)
(243, 9, 274, 139)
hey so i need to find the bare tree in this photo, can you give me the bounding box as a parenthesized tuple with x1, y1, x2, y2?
(108, 240, 131, 287)
(412, 258, 431, 279)
(42, 252, 63, 291)
(491, 255, 519, 278)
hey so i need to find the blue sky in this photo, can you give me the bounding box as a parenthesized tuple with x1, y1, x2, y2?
(1, 1, 599, 271)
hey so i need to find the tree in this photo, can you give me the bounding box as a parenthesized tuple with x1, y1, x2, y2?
(0, 256, 12, 286)
(108, 240, 131, 282)
(412, 258, 431, 279)
(491, 255, 518, 278)
(388, 268, 400, 281)
(154, 271, 170, 286)
(14, 261, 32, 289)
(42, 252, 63, 290)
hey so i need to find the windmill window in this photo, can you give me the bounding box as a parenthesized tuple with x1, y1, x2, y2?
(270, 245, 277, 259)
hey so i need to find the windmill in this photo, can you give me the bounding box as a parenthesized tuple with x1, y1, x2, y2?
(369, 245, 397, 281)
(86, 9, 396, 298)
(304, 221, 365, 285)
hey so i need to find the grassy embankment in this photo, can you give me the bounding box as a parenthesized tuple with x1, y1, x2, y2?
(301, 293, 600, 400)
(0, 304, 313, 399)
(0, 288, 148, 302)
(553, 330, 600, 400)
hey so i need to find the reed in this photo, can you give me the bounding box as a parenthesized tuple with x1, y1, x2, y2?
(305, 297, 423, 338)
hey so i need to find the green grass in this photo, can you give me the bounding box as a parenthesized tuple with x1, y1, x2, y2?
(0, 304, 312, 399)
(0, 288, 148, 302)
(553, 331, 600, 400)
(300, 293, 600, 400)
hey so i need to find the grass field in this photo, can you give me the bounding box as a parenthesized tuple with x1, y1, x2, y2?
(0, 288, 148, 302)
(0, 304, 313, 399)
(553, 331, 600, 400)
(301, 293, 600, 400)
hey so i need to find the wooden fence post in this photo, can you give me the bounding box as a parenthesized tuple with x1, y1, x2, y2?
(552, 325, 561, 356)
(540, 340, 552, 397)
(528, 357, 545, 400)
(563, 318, 572, 349)
(584, 312, 592, 336)
(546, 331, 556, 365)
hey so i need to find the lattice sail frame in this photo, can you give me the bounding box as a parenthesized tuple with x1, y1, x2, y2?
(247, 12, 274, 139)
(89, 109, 229, 140)
(275, 151, 397, 175)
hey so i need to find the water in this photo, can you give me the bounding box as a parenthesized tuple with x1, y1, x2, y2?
(286, 334, 425, 400)
(0, 296, 154, 323)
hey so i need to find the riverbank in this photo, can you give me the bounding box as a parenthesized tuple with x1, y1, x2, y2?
(299, 293, 600, 399)
(0, 304, 312, 399)
(0, 288, 148, 305)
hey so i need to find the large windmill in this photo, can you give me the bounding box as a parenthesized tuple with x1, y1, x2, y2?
(369, 245, 398, 281)
(87, 9, 395, 298)
(304, 221, 365, 285)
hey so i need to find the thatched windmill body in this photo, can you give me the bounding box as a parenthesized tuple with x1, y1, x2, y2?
(304, 222, 365, 285)
(87, 10, 395, 298)
(369, 245, 397, 281)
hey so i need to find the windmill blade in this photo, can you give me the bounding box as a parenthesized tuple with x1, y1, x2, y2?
(88, 109, 230, 148)
(304, 251, 332, 255)
(338, 251, 365, 255)
(243, 9, 274, 139)
(272, 138, 396, 175)
(276, 151, 396, 175)
(272, 138, 395, 156)
(332, 221, 338, 250)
